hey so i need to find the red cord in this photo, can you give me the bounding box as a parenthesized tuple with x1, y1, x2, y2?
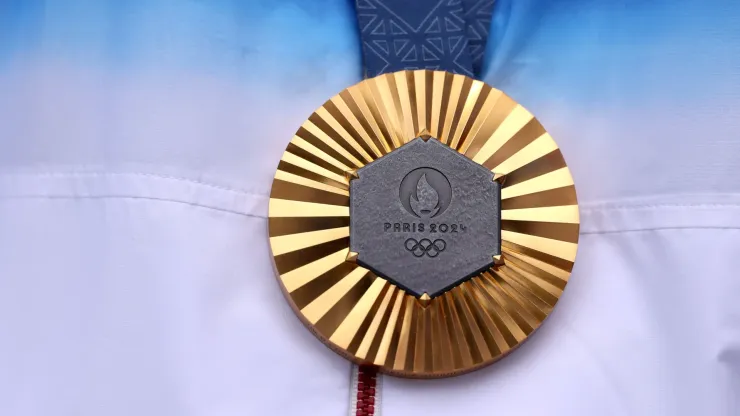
(355, 365, 378, 416)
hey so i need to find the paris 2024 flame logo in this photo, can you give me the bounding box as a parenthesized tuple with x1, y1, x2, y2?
(411, 174, 440, 217)
(399, 168, 452, 219)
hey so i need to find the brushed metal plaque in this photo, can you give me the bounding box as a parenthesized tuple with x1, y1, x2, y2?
(349, 137, 501, 297)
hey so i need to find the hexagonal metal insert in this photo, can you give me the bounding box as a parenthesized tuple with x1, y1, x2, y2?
(349, 137, 501, 298)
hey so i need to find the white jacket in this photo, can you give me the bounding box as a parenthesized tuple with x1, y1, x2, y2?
(0, 0, 738, 415)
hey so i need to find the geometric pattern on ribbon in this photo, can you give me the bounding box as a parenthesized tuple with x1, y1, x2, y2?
(356, 0, 475, 78)
(355, 0, 496, 78)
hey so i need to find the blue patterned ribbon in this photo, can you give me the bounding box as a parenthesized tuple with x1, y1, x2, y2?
(355, 0, 496, 78)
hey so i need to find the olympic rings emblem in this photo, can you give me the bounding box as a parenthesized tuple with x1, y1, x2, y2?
(404, 238, 446, 258)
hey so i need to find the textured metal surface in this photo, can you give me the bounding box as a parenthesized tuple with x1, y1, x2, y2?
(268, 70, 580, 378)
(349, 137, 500, 297)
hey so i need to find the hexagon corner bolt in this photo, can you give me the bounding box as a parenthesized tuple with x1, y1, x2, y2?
(345, 169, 359, 183)
(416, 129, 433, 141)
(417, 293, 432, 308)
(346, 251, 359, 263)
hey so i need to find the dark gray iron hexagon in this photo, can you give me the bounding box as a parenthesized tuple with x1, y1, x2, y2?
(349, 137, 501, 298)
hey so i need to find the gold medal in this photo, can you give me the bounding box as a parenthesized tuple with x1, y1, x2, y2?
(268, 70, 579, 378)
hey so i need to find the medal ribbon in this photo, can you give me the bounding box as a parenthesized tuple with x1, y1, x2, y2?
(352, 2, 498, 415)
(354, 0, 496, 78)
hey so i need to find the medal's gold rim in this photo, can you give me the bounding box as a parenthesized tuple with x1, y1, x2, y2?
(268, 70, 580, 378)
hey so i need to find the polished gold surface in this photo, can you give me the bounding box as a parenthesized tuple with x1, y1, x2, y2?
(268, 70, 580, 378)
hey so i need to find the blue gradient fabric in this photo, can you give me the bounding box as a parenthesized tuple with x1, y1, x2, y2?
(0, 1, 739, 416)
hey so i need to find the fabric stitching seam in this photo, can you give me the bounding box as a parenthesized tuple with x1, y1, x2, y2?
(0, 171, 268, 197)
(0, 194, 266, 218)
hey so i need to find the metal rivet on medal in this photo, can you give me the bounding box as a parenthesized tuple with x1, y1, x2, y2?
(268, 70, 580, 378)
(417, 129, 432, 141)
(493, 254, 505, 267)
(344, 169, 359, 183)
(345, 251, 359, 263)
(417, 293, 431, 308)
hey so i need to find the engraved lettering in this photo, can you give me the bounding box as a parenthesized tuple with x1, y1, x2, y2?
(381, 222, 469, 233)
